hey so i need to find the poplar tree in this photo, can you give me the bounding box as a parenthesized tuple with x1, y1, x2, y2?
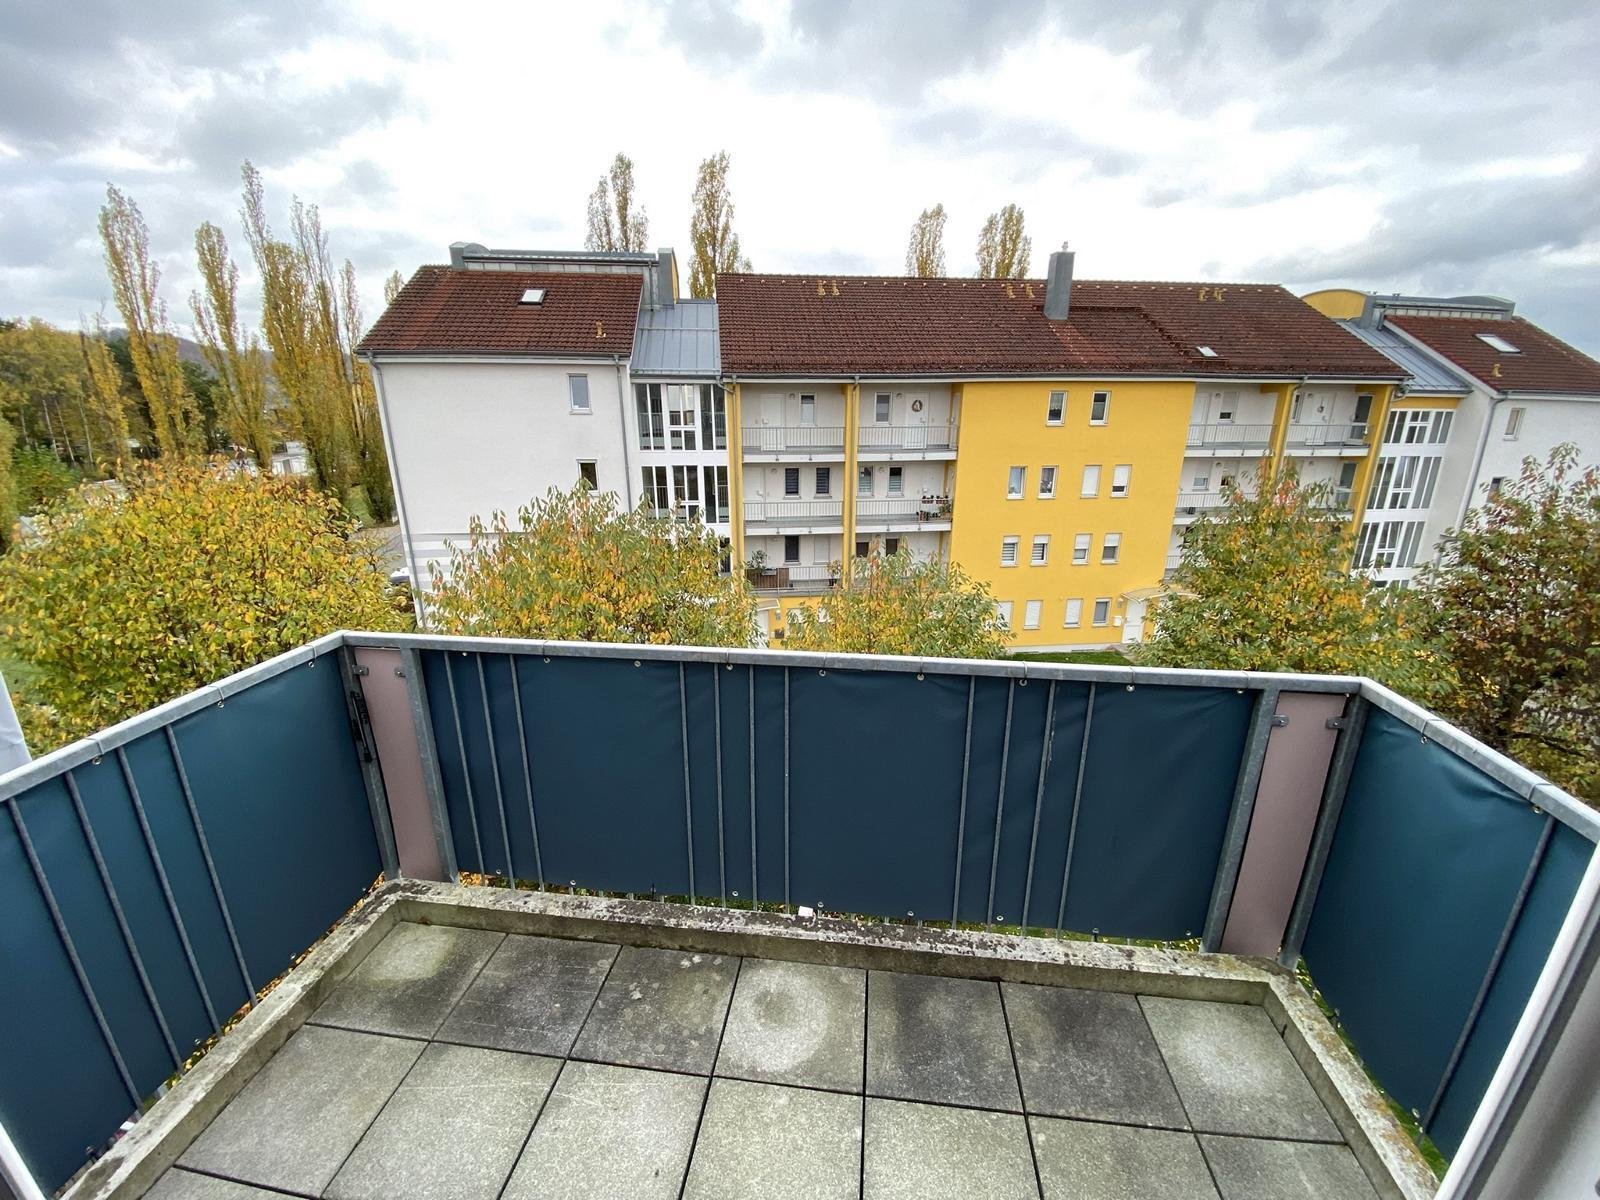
(191, 221, 274, 468)
(905, 204, 948, 277)
(97, 185, 200, 455)
(383, 270, 405, 307)
(976, 204, 1032, 279)
(688, 151, 752, 298)
(339, 258, 395, 520)
(584, 152, 649, 253)
(78, 316, 132, 472)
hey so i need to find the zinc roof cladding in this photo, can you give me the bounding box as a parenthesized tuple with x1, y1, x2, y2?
(1337, 321, 1472, 395)
(715, 273, 1403, 379)
(632, 299, 721, 377)
(1386, 314, 1600, 397)
(357, 266, 643, 357)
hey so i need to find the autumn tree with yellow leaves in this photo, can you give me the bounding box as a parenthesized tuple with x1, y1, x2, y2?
(428, 485, 754, 646)
(191, 221, 275, 469)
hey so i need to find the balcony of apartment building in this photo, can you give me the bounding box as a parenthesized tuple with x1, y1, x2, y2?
(6, 633, 1595, 1200)
(741, 388, 848, 463)
(855, 493, 954, 532)
(742, 497, 844, 534)
(856, 422, 959, 461)
(741, 424, 848, 460)
(1284, 421, 1372, 457)
(1185, 421, 1276, 457)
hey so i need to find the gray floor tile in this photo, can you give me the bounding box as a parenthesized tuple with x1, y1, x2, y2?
(570, 945, 739, 1073)
(178, 1025, 421, 1195)
(1200, 1135, 1381, 1200)
(715, 959, 865, 1092)
(1004, 983, 1188, 1128)
(1031, 1117, 1218, 1199)
(311, 921, 503, 1039)
(501, 1061, 706, 1200)
(1140, 997, 1340, 1141)
(866, 971, 1022, 1111)
(326, 1042, 561, 1200)
(683, 1078, 862, 1200)
(435, 934, 619, 1056)
(864, 1098, 1038, 1200)
(143, 1172, 284, 1200)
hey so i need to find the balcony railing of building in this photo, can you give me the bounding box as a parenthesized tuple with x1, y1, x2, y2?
(1185, 423, 1275, 448)
(745, 563, 840, 593)
(857, 424, 958, 452)
(2, 632, 1597, 1198)
(1174, 491, 1229, 513)
(741, 427, 846, 454)
(1287, 422, 1370, 448)
(855, 495, 954, 524)
(743, 499, 844, 525)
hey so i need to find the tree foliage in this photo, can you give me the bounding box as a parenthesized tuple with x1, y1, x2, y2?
(905, 204, 948, 277)
(784, 549, 1008, 658)
(1138, 469, 1439, 694)
(428, 485, 754, 646)
(688, 151, 752, 298)
(98, 185, 201, 456)
(0, 317, 128, 472)
(192, 221, 275, 468)
(79, 316, 133, 471)
(383, 270, 405, 307)
(976, 203, 1032, 279)
(0, 459, 406, 747)
(584, 152, 650, 253)
(1414, 445, 1599, 798)
(0, 414, 15, 552)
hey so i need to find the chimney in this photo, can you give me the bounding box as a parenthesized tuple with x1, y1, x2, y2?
(655, 248, 677, 308)
(1044, 243, 1074, 321)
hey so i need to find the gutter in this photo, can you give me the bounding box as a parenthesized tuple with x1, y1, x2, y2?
(1453, 392, 1506, 537)
(613, 354, 634, 508)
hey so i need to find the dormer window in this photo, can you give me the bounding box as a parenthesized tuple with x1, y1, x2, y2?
(1197, 345, 1218, 358)
(1477, 333, 1518, 353)
(519, 288, 546, 305)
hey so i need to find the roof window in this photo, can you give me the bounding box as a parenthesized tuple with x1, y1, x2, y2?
(1477, 333, 1519, 353)
(519, 288, 547, 305)
(1197, 345, 1218, 358)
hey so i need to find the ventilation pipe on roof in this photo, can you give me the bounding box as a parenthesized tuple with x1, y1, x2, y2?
(1044, 244, 1074, 321)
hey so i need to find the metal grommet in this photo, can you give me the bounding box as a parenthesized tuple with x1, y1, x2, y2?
(725, 663, 734, 670)
(633, 660, 642, 667)
(91, 755, 102, 765)
(915, 672, 925, 681)
(1125, 684, 1135, 692)
(818, 669, 827, 676)
(543, 656, 550, 663)
(1018, 678, 1028, 686)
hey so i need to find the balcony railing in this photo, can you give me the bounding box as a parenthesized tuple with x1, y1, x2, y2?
(1185, 422, 1274, 448)
(855, 495, 953, 524)
(1, 633, 1596, 1195)
(1287, 422, 1370, 448)
(743, 498, 843, 525)
(857, 424, 958, 452)
(745, 562, 840, 593)
(741, 426, 846, 454)
(1174, 491, 1229, 512)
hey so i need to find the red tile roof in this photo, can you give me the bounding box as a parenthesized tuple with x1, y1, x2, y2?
(1386, 315, 1600, 396)
(715, 274, 1401, 379)
(358, 266, 642, 357)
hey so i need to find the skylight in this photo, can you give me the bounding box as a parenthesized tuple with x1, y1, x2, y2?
(1477, 333, 1519, 353)
(519, 288, 546, 305)
(1197, 345, 1218, 358)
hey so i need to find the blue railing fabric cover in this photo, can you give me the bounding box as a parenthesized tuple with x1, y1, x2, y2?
(0, 660, 380, 1191)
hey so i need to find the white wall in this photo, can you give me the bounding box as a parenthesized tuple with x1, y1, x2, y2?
(1475, 395, 1600, 499)
(374, 357, 630, 579)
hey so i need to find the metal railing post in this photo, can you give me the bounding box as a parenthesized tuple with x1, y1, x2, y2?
(337, 645, 399, 881)
(0, 1117, 48, 1200)
(1202, 685, 1280, 952)
(399, 648, 459, 882)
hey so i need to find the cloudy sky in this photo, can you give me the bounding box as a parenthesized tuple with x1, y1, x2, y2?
(2, 0, 1598, 352)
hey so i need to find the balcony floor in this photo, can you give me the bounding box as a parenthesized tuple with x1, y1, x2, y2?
(145, 913, 1386, 1200)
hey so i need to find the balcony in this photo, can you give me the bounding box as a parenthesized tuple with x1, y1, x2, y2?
(855, 494, 953, 528)
(745, 562, 841, 594)
(1286, 423, 1371, 455)
(1173, 491, 1231, 522)
(742, 498, 844, 531)
(1185, 423, 1274, 454)
(741, 426, 846, 459)
(857, 424, 958, 459)
(3, 634, 1596, 1200)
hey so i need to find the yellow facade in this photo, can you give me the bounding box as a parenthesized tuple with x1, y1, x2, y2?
(947, 379, 1196, 647)
(1300, 289, 1368, 320)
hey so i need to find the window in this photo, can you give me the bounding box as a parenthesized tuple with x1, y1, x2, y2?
(1092, 598, 1111, 626)
(875, 393, 892, 423)
(1367, 456, 1441, 510)
(1081, 465, 1101, 497)
(1192, 473, 1211, 490)
(1504, 407, 1525, 440)
(1089, 391, 1109, 424)
(885, 537, 901, 555)
(635, 384, 665, 450)
(1031, 535, 1049, 565)
(699, 384, 727, 450)
(858, 466, 874, 496)
(815, 466, 831, 496)
(518, 287, 546, 305)
(1354, 520, 1427, 570)
(1001, 536, 1019, 566)
(1353, 393, 1373, 434)
(1072, 533, 1090, 564)
(1063, 598, 1083, 628)
(1488, 477, 1506, 496)
(784, 467, 800, 497)
(641, 465, 669, 512)
(568, 374, 591, 412)
(856, 539, 871, 557)
(672, 465, 700, 518)
(800, 394, 816, 425)
(1007, 466, 1026, 498)
(1046, 391, 1065, 424)
(578, 460, 598, 490)
(1038, 466, 1057, 498)
(1023, 600, 1042, 630)
(996, 601, 1013, 629)
(888, 466, 904, 495)
(1478, 333, 1520, 353)
(1110, 465, 1131, 497)
(702, 465, 729, 523)
(1101, 533, 1121, 564)
(667, 385, 697, 450)
(783, 535, 800, 564)
(1197, 345, 1217, 358)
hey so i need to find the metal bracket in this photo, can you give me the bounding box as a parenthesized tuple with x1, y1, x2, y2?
(1270, 714, 1290, 727)
(1326, 716, 1347, 730)
(351, 665, 370, 677)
